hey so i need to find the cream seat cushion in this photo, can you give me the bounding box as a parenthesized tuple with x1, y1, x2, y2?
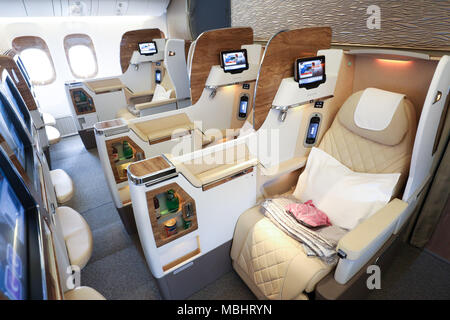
(319, 90, 416, 198)
(45, 125, 61, 145)
(50, 169, 74, 203)
(231, 206, 332, 300)
(64, 286, 105, 300)
(56, 206, 93, 269)
(129, 113, 194, 143)
(42, 112, 56, 126)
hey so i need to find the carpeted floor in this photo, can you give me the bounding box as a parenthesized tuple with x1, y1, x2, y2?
(51, 135, 450, 300)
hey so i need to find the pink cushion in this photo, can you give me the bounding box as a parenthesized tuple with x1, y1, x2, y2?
(285, 200, 332, 228)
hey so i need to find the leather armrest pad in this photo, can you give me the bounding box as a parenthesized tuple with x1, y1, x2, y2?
(337, 198, 407, 260)
(135, 98, 177, 110)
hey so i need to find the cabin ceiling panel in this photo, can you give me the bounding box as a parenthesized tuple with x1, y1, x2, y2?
(231, 0, 450, 51)
(0, 0, 170, 17)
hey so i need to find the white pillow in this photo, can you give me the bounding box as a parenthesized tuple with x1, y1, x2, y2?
(152, 84, 172, 102)
(293, 147, 400, 230)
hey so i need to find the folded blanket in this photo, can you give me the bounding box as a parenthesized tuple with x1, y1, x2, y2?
(261, 197, 347, 264)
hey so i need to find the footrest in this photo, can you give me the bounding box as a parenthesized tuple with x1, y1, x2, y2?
(64, 286, 105, 300)
(50, 169, 74, 203)
(45, 125, 61, 145)
(56, 206, 93, 269)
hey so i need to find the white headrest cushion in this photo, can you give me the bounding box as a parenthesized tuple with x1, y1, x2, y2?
(354, 88, 405, 131)
(338, 90, 413, 146)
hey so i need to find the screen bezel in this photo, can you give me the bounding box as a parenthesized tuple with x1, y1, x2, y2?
(220, 49, 249, 74)
(138, 41, 158, 56)
(295, 55, 326, 89)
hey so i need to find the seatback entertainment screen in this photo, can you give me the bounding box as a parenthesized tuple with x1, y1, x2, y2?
(138, 41, 157, 56)
(296, 56, 326, 89)
(221, 49, 249, 73)
(0, 166, 27, 300)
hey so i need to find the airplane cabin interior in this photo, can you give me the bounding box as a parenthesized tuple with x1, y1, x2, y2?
(0, 0, 449, 305)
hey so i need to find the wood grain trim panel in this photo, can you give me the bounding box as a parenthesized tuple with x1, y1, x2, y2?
(189, 27, 254, 104)
(184, 40, 192, 62)
(127, 155, 170, 177)
(12, 36, 57, 85)
(253, 27, 332, 130)
(63, 33, 98, 79)
(145, 182, 198, 248)
(0, 54, 38, 111)
(105, 136, 145, 184)
(120, 28, 165, 73)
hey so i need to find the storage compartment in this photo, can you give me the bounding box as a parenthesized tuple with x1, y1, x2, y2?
(146, 182, 198, 247)
(106, 137, 145, 183)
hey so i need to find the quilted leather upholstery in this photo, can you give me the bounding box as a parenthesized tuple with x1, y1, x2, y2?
(234, 215, 331, 300)
(319, 97, 416, 198)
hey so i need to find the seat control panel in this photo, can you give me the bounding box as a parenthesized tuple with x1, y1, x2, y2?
(304, 113, 322, 147)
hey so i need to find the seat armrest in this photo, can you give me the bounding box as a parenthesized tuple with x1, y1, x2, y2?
(337, 198, 408, 261)
(260, 157, 307, 177)
(135, 98, 177, 110)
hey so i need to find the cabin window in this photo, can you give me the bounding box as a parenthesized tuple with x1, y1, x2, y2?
(64, 34, 98, 79)
(12, 36, 56, 86)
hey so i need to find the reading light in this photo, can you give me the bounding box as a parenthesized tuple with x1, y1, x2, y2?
(376, 58, 412, 65)
(168, 51, 176, 56)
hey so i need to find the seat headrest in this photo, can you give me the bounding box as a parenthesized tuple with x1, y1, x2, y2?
(338, 89, 413, 146)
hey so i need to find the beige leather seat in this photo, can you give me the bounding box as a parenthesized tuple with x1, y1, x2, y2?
(64, 286, 105, 300)
(45, 125, 61, 145)
(231, 90, 416, 300)
(116, 70, 177, 120)
(56, 206, 93, 269)
(50, 169, 74, 203)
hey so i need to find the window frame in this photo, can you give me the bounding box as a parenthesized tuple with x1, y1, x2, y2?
(63, 33, 98, 79)
(12, 36, 57, 86)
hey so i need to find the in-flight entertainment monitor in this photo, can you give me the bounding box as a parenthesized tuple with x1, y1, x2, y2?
(0, 149, 46, 300)
(220, 49, 249, 73)
(0, 164, 27, 300)
(138, 41, 158, 56)
(4, 76, 32, 132)
(295, 56, 326, 89)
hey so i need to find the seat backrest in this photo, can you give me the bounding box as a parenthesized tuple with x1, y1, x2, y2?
(319, 89, 417, 198)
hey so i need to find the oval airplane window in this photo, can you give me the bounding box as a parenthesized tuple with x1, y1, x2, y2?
(67, 45, 97, 78)
(19, 48, 55, 85)
(64, 34, 98, 79)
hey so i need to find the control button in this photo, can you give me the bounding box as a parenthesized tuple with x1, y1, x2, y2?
(314, 101, 324, 108)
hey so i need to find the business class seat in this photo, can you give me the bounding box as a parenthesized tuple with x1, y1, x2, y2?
(116, 69, 177, 121)
(56, 206, 93, 269)
(230, 89, 416, 300)
(50, 168, 75, 203)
